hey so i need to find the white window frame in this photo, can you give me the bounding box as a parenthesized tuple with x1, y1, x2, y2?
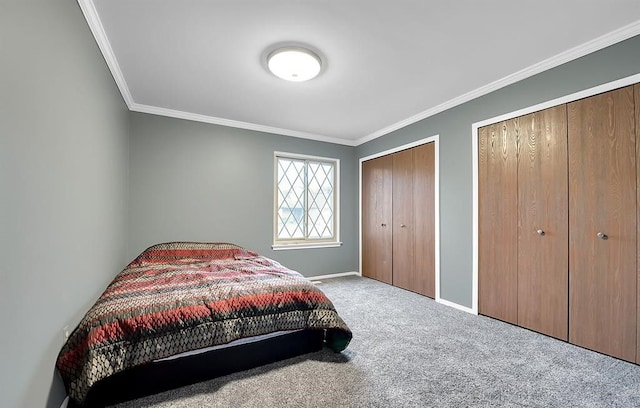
(273, 151, 341, 250)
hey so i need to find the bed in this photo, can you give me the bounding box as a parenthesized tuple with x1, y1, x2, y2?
(56, 242, 352, 407)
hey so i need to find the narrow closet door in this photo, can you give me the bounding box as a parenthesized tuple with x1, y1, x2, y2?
(517, 106, 568, 340)
(568, 86, 637, 362)
(636, 83, 640, 364)
(392, 149, 415, 290)
(362, 155, 393, 284)
(478, 121, 518, 324)
(413, 143, 436, 298)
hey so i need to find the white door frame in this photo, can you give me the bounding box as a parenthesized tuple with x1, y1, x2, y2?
(358, 135, 441, 302)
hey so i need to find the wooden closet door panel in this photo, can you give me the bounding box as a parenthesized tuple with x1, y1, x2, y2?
(517, 106, 568, 340)
(362, 155, 393, 284)
(392, 149, 415, 290)
(478, 121, 518, 324)
(413, 143, 436, 298)
(568, 86, 637, 362)
(636, 84, 640, 364)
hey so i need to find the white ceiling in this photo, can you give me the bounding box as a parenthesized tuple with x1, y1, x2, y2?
(83, 0, 640, 146)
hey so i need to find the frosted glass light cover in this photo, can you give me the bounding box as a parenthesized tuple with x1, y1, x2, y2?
(268, 47, 321, 82)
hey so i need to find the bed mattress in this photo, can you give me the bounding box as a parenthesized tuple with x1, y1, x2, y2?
(56, 242, 352, 405)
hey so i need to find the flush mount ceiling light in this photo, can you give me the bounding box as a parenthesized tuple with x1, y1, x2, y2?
(267, 47, 322, 82)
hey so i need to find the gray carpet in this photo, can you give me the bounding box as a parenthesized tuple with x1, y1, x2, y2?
(113, 276, 640, 407)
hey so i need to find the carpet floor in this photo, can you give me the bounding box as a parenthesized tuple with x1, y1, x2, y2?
(112, 276, 640, 407)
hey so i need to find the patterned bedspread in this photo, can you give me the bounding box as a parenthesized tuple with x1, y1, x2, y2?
(56, 242, 352, 404)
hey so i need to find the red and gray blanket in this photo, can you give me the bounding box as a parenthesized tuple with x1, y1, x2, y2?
(56, 242, 352, 404)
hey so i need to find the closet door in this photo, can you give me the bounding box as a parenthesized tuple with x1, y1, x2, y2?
(392, 149, 415, 290)
(636, 84, 640, 364)
(568, 86, 637, 362)
(517, 106, 568, 340)
(478, 120, 518, 324)
(413, 143, 436, 298)
(362, 155, 393, 284)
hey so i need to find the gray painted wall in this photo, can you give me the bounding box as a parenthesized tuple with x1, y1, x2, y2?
(356, 35, 640, 308)
(0, 1, 130, 408)
(128, 112, 358, 277)
(2, 2, 639, 406)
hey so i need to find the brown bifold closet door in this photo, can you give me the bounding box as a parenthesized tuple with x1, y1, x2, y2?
(392, 149, 416, 291)
(636, 84, 640, 365)
(517, 106, 568, 340)
(362, 143, 436, 296)
(412, 143, 436, 298)
(362, 155, 393, 284)
(478, 120, 519, 325)
(568, 86, 637, 363)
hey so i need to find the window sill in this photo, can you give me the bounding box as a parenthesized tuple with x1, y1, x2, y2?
(272, 242, 343, 251)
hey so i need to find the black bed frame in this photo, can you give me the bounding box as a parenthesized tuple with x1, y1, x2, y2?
(71, 330, 324, 407)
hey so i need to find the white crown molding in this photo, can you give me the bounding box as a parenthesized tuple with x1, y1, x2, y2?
(78, 0, 134, 108)
(354, 19, 640, 146)
(80, 0, 640, 147)
(130, 103, 357, 146)
(79, 0, 355, 146)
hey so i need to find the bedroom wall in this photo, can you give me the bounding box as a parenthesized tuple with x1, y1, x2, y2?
(355, 34, 640, 309)
(128, 112, 358, 277)
(0, 1, 130, 408)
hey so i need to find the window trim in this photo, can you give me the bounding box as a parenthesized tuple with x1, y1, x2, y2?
(273, 151, 341, 250)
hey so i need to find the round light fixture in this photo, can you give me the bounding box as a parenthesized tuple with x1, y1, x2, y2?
(267, 47, 322, 82)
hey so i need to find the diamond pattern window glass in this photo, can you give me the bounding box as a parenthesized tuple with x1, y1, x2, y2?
(275, 153, 339, 246)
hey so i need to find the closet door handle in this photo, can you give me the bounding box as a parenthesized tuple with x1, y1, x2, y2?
(400, 224, 406, 228)
(381, 223, 387, 227)
(596, 232, 608, 240)
(536, 229, 545, 236)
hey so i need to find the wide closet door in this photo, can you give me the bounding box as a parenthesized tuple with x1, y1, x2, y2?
(568, 86, 637, 362)
(479, 84, 640, 363)
(362, 155, 393, 284)
(478, 106, 568, 337)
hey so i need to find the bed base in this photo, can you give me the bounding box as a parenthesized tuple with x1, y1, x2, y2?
(72, 329, 324, 407)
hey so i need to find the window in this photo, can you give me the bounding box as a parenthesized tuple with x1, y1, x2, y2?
(273, 152, 340, 249)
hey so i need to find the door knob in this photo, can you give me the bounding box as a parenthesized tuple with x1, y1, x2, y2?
(596, 232, 608, 240)
(381, 223, 387, 227)
(536, 229, 545, 236)
(400, 224, 406, 228)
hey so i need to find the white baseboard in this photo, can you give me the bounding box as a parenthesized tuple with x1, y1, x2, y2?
(308, 271, 360, 281)
(437, 297, 477, 315)
(310, 272, 477, 316)
(60, 396, 69, 408)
